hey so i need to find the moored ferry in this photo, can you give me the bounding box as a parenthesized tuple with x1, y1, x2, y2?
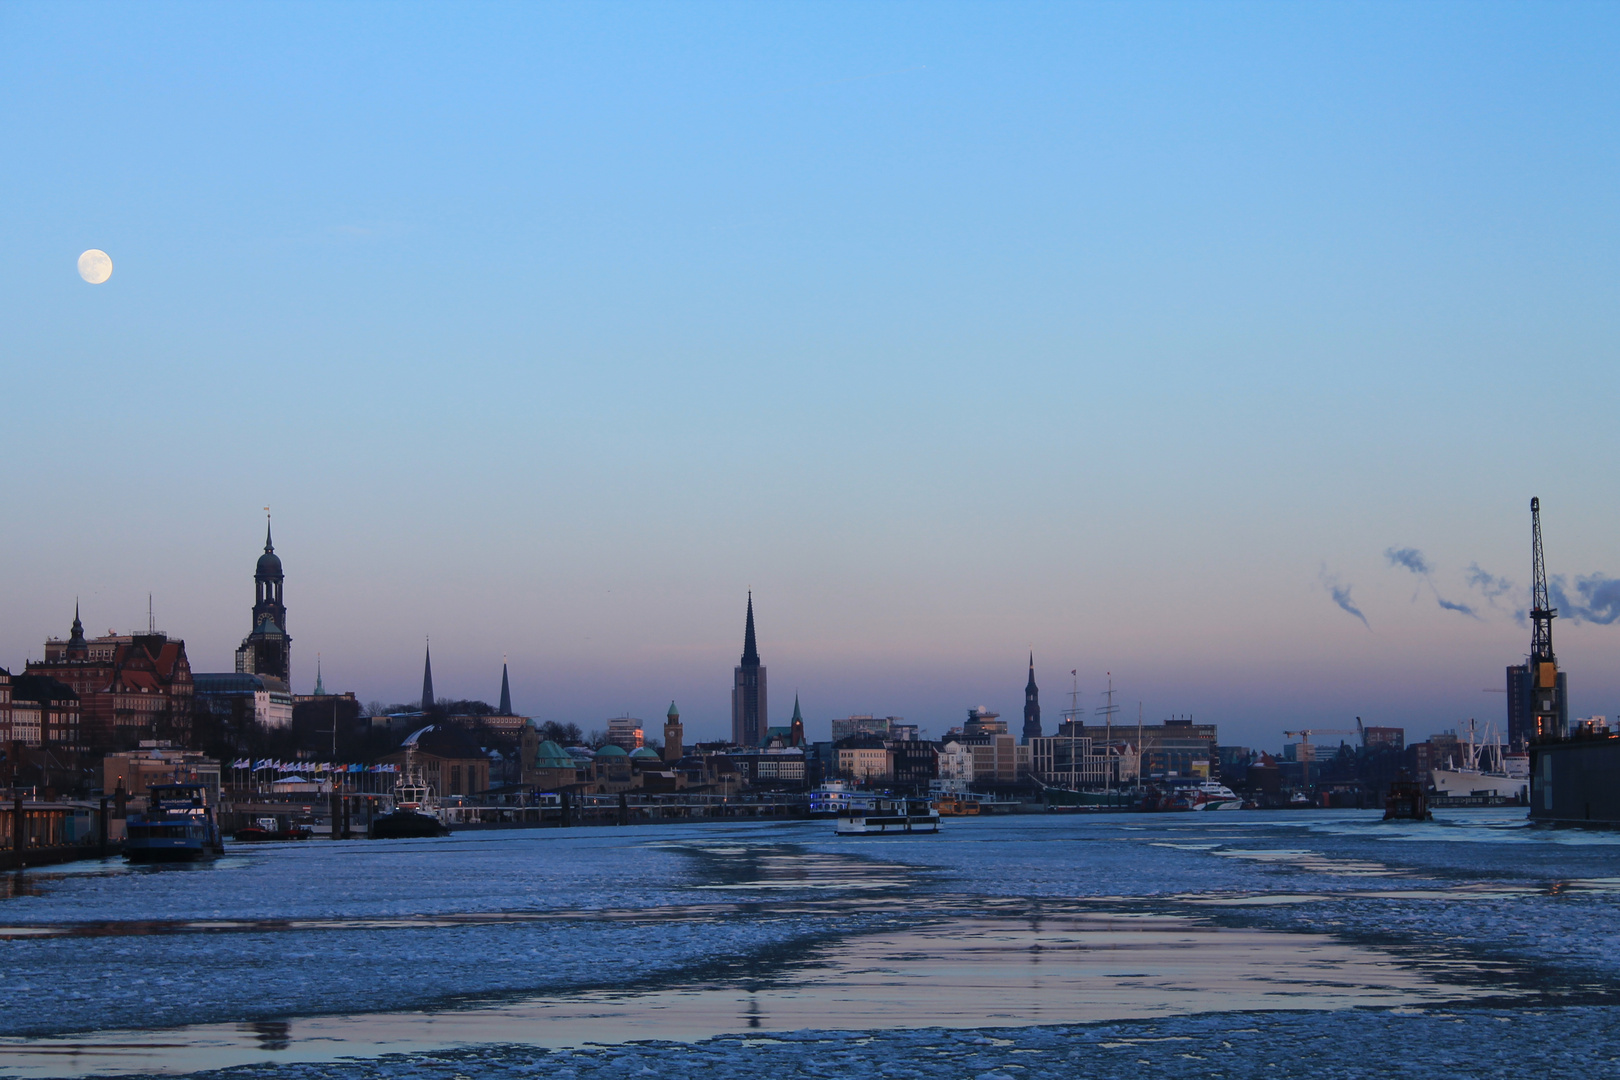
(834, 797, 940, 836)
(1188, 781, 1244, 811)
(809, 780, 879, 818)
(124, 783, 225, 862)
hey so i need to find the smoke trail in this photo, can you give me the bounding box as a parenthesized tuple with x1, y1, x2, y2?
(1320, 567, 1370, 629)
(1384, 547, 1432, 575)
(1549, 573, 1620, 625)
(1384, 545, 1481, 619)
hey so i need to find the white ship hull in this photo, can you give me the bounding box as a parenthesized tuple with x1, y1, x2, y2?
(1430, 767, 1526, 800)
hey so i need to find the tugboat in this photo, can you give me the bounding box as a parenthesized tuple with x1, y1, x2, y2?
(834, 796, 940, 836)
(1384, 775, 1433, 821)
(124, 783, 226, 862)
(368, 748, 450, 839)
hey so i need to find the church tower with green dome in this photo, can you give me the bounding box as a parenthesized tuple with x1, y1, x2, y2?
(235, 517, 291, 690)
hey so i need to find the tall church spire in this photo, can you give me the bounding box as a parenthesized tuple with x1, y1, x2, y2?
(732, 592, 767, 746)
(1022, 652, 1042, 744)
(313, 654, 325, 696)
(741, 591, 759, 665)
(498, 657, 512, 715)
(421, 639, 435, 712)
(265, 516, 274, 553)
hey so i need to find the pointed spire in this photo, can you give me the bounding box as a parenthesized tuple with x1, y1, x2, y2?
(1027, 651, 1037, 690)
(741, 591, 760, 665)
(264, 515, 274, 553)
(499, 658, 512, 715)
(421, 637, 435, 712)
(668, 700, 680, 720)
(792, 694, 803, 722)
(313, 654, 325, 696)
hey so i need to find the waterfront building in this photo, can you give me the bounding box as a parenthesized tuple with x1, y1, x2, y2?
(235, 522, 291, 690)
(1028, 733, 1112, 789)
(194, 672, 293, 729)
(836, 736, 891, 783)
(830, 715, 895, 741)
(102, 742, 220, 803)
(1057, 717, 1215, 779)
(31, 607, 194, 749)
(731, 593, 767, 746)
(887, 739, 938, 788)
(937, 741, 973, 787)
(1022, 654, 1041, 744)
(1361, 726, 1404, 752)
(606, 716, 645, 750)
(380, 725, 489, 797)
(728, 744, 807, 789)
(519, 722, 580, 790)
(7, 675, 79, 748)
(1507, 662, 1567, 749)
(663, 701, 683, 762)
(0, 670, 9, 744)
(963, 707, 1007, 739)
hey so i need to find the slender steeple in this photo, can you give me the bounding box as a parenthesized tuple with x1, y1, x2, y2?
(421, 638, 435, 712)
(66, 599, 88, 659)
(265, 517, 274, 554)
(1022, 652, 1042, 744)
(499, 657, 512, 715)
(789, 694, 805, 747)
(742, 591, 759, 665)
(732, 592, 767, 745)
(313, 654, 325, 696)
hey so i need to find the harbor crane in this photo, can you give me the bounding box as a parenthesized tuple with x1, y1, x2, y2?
(1282, 728, 1358, 789)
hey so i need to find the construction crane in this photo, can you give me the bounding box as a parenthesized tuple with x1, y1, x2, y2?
(1282, 728, 1358, 789)
(1529, 497, 1563, 741)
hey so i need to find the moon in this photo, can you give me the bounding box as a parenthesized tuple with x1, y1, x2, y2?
(77, 249, 113, 284)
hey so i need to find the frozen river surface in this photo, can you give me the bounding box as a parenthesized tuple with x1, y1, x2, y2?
(1, 810, 1618, 1077)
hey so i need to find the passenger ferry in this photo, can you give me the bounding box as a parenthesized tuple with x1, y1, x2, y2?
(809, 780, 879, 818)
(124, 783, 225, 862)
(834, 796, 940, 836)
(1188, 781, 1244, 811)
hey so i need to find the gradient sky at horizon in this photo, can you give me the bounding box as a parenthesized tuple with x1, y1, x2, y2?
(3, 2, 1618, 748)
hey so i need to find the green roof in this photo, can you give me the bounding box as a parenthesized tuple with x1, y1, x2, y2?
(629, 746, 661, 760)
(596, 743, 628, 757)
(533, 739, 574, 770)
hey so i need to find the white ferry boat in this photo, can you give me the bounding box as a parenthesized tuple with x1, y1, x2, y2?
(834, 796, 940, 836)
(1188, 781, 1243, 811)
(809, 780, 879, 817)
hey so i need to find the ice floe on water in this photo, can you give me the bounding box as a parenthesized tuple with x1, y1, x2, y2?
(0, 810, 1617, 1077)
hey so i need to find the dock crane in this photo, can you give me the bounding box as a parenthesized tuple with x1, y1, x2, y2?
(1282, 728, 1359, 789)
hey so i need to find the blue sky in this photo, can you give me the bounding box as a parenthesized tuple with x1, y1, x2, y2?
(2, 2, 1617, 747)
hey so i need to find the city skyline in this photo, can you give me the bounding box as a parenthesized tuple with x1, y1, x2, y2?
(7, 503, 1611, 750)
(4, 4, 1619, 746)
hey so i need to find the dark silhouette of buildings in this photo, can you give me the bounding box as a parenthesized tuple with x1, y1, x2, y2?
(732, 593, 767, 746)
(236, 520, 290, 690)
(1023, 653, 1041, 743)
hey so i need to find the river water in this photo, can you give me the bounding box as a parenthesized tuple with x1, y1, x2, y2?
(1, 809, 1617, 1078)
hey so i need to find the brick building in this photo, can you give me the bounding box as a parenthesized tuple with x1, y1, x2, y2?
(28, 607, 193, 750)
